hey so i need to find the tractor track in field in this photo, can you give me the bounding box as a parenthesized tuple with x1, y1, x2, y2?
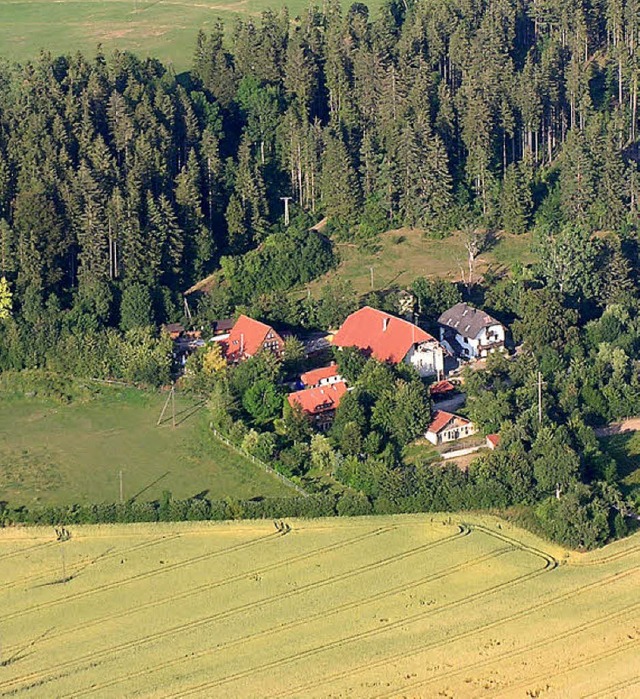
(0, 526, 396, 636)
(151, 526, 556, 698)
(0, 530, 281, 624)
(571, 538, 640, 566)
(48, 530, 510, 698)
(0, 533, 182, 592)
(0, 525, 402, 694)
(3, 524, 454, 662)
(5, 523, 637, 699)
(0, 540, 57, 561)
(582, 673, 640, 698)
(372, 600, 640, 699)
(267, 530, 640, 698)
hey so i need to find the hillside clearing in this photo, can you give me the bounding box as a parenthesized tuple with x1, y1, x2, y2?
(311, 228, 535, 296)
(0, 390, 293, 506)
(0, 514, 638, 698)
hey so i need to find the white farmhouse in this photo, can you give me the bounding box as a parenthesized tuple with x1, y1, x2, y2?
(438, 302, 506, 360)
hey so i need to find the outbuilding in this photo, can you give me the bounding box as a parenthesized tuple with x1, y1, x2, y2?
(425, 410, 476, 445)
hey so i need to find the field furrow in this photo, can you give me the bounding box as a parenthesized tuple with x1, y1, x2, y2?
(0, 515, 637, 699)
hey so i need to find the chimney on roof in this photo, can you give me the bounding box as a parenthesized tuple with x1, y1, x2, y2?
(383, 317, 390, 331)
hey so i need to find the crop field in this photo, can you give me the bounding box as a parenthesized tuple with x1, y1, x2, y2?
(0, 514, 638, 698)
(0, 0, 385, 70)
(0, 390, 293, 507)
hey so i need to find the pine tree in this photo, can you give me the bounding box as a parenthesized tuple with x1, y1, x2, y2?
(500, 162, 532, 234)
(0, 219, 15, 277)
(320, 130, 361, 230)
(0, 277, 12, 320)
(559, 130, 596, 227)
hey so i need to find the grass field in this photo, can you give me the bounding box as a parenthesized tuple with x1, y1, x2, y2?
(0, 389, 293, 507)
(0, 514, 638, 698)
(0, 0, 385, 70)
(314, 228, 536, 296)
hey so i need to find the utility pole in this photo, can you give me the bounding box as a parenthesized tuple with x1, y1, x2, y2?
(119, 469, 124, 504)
(369, 266, 374, 289)
(183, 296, 192, 321)
(280, 197, 293, 226)
(171, 385, 176, 429)
(538, 371, 543, 425)
(157, 385, 175, 427)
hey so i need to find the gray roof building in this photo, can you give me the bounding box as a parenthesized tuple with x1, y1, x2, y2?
(437, 303, 501, 339)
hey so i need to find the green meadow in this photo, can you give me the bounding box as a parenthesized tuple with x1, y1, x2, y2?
(0, 0, 385, 70)
(0, 387, 292, 506)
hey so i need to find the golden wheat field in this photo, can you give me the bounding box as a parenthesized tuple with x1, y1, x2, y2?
(0, 514, 638, 699)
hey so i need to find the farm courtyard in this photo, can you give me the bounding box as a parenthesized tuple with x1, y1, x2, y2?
(0, 514, 638, 698)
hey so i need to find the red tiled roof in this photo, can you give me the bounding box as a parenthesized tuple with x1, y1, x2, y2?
(486, 433, 501, 448)
(300, 363, 339, 387)
(332, 306, 437, 364)
(426, 410, 470, 435)
(225, 315, 281, 359)
(430, 380, 455, 396)
(287, 381, 348, 415)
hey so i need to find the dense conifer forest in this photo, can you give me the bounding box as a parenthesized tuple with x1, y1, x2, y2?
(1, 0, 640, 334)
(2, 0, 640, 547)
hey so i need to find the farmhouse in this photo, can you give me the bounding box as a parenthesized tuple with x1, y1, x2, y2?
(224, 315, 285, 363)
(287, 381, 348, 430)
(332, 306, 445, 378)
(438, 302, 506, 360)
(425, 410, 476, 445)
(300, 362, 343, 389)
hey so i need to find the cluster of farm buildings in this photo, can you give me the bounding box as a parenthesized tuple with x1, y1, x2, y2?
(169, 302, 508, 449)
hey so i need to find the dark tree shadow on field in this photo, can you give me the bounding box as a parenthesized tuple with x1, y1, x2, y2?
(157, 401, 206, 428)
(130, 471, 171, 502)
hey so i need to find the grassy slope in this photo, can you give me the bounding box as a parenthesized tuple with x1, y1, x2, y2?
(312, 228, 536, 296)
(0, 514, 638, 698)
(0, 389, 292, 506)
(0, 0, 385, 70)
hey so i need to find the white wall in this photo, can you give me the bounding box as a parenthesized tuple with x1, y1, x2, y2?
(426, 421, 476, 445)
(404, 342, 444, 377)
(455, 323, 505, 359)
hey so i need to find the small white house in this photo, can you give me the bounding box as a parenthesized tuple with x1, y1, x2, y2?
(425, 410, 476, 445)
(438, 303, 506, 360)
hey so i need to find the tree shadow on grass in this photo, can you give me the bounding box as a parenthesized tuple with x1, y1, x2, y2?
(157, 400, 206, 428)
(129, 471, 171, 502)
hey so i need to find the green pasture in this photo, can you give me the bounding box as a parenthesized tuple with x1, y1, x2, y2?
(0, 388, 293, 506)
(313, 228, 536, 296)
(0, 0, 384, 70)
